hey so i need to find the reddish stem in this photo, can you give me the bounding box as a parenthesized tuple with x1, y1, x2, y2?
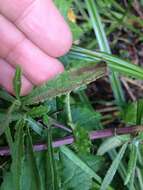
(0, 125, 142, 156)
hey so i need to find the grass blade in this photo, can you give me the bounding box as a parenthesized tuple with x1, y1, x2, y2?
(136, 167, 143, 190)
(70, 46, 143, 80)
(85, 0, 110, 52)
(100, 142, 128, 190)
(85, 0, 125, 106)
(97, 135, 130, 155)
(125, 143, 138, 186)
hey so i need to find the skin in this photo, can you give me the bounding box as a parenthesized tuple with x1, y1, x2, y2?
(0, 0, 72, 95)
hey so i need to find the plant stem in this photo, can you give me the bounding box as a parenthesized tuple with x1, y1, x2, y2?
(65, 93, 75, 130)
(1, 125, 143, 156)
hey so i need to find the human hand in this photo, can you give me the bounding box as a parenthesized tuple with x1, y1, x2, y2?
(0, 0, 72, 95)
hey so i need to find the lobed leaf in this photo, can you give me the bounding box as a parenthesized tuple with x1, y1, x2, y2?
(60, 153, 104, 190)
(60, 146, 102, 184)
(27, 105, 50, 118)
(71, 105, 102, 131)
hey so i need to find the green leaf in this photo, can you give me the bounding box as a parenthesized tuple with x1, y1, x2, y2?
(35, 152, 47, 190)
(85, 0, 125, 106)
(65, 93, 75, 130)
(121, 102, 137, 125)
(100, 142, 128, 190)
(107, 149, 128, 188)
(27, 105, 49, 118)
(11, 119, 25, 190)
(54, 0, 73, 19)
(22, 63, 106, 105)
(22, 128, 42, 190)
(136, 167, 143, 190)
(13, 65, 22, 99)
(0, 112, 22, 124)
(70, 46, 143, 81)
(0, 120, 25, 190)
(54, 0, 83, 40)
(69, 21, 83, 40)
(26, 117, 43, 136)
(124, 142, 138, 186)
(2, 100, 21, 151)
(60, 153, 103, 190)
(85, 0, 110, 52)
(136, 99, 143, 125)
(97, 135, 130, 155)
(0, 172, 13, 190)
(60, 146, 102, 184)
(44, 115, 60, 190)
(0, 89, 15, 102)
(122, 99, 143, 125)
(71, 105, 102, 130)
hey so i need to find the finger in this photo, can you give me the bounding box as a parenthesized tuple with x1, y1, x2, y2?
(6, 38, 64, 85)
(0, 14, 64, 85)
(0, 0, 72, 57)
(0, 14, 24, 58)
(0, 59, 33, 95)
